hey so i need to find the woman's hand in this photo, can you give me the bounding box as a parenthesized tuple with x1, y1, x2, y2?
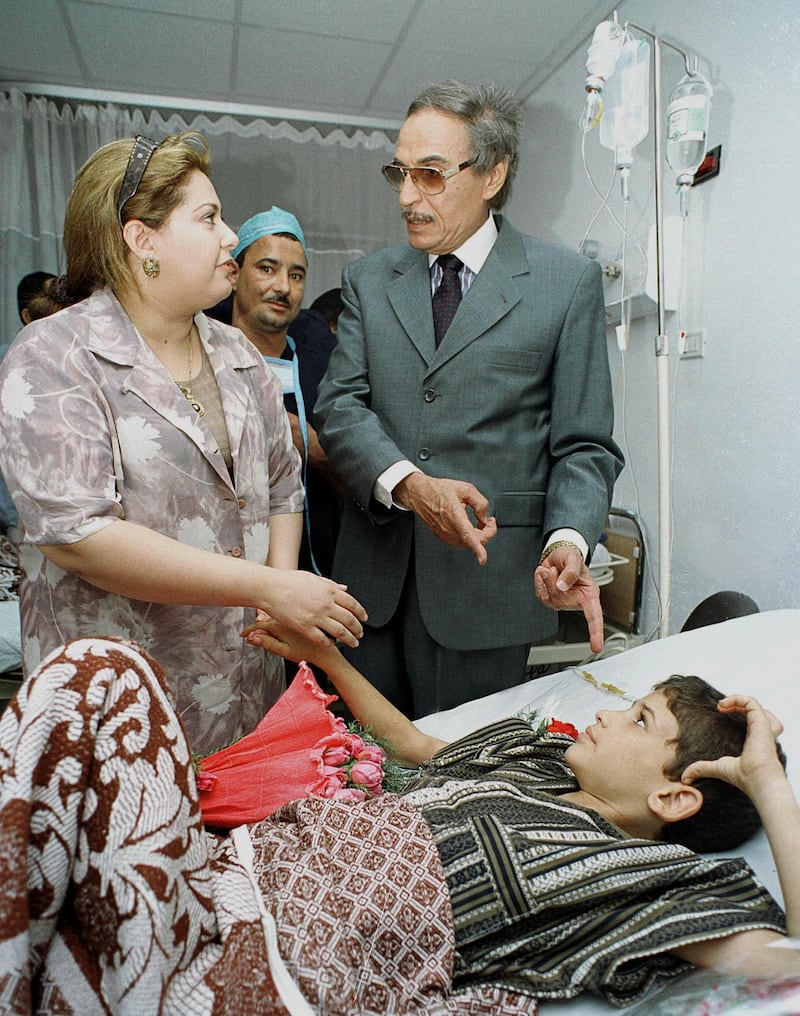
(260, 570, 367, 648)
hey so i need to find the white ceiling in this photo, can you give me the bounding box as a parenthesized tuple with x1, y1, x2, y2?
(2, 0, 616, 128)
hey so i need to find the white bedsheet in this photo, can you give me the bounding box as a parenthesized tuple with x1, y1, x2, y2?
(416, 609, 800, 1015)
(0, 599, 21, 673)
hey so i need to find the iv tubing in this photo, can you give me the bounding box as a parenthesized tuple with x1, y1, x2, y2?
(654, 34, 672, 641)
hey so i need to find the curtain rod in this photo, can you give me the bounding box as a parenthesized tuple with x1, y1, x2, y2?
(3, 82, 404, 133)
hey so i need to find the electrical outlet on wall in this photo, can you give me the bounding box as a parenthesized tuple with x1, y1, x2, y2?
(680, 329, 705, 359)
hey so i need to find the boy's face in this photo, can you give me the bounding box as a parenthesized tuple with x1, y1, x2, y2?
(566, 690, 680, 810)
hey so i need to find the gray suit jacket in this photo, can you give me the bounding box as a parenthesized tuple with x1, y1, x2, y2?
(316, 216, 623, 650)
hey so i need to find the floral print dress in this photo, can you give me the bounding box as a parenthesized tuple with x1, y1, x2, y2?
(0, 288, 304, 755)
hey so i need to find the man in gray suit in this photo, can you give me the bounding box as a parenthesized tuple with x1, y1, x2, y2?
(315, 80, 624, 718)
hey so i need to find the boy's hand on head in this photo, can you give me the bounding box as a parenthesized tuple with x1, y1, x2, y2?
(681, 695, 784, 796)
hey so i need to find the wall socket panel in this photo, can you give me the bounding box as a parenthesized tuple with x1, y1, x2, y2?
(681, 330, 705, 359)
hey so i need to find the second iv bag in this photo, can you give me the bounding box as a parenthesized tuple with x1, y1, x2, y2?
(666, 61, 713, 214)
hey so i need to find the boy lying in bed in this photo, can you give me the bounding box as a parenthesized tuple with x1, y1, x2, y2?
(246, 619, 797, 999)
(1, 627, 797, 1014)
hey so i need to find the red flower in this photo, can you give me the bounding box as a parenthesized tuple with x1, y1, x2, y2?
(547, 719, 579, 740)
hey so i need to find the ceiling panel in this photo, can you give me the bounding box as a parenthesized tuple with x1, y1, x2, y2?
(235, 27, 395, 113)
(240, 0, 418, 42)
(403, 0, 571, 62)
(0, 1, 85, 79)
(77, 0, 238, 21)
(68, 3, 236, 98)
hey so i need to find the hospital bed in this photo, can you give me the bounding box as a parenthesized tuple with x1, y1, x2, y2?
(3, 610, 798, 1013)
(417, 608, 800, 1014)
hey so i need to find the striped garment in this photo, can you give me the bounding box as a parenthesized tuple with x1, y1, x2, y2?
(404, 719, 785, 1009)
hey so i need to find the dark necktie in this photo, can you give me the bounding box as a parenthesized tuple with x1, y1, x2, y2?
(432, 253, 463, 347)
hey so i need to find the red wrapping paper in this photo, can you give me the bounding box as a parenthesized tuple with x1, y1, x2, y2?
(197, 662, 340, 827)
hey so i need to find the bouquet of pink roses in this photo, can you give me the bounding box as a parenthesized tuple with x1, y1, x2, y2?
(311, 718, 403, 801)
(194, 662, 411, 827)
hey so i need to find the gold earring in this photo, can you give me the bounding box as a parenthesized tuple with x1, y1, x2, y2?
(141, 255, 160, 279)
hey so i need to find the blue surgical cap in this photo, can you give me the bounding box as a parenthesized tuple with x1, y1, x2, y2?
(232, 206, 308, 262)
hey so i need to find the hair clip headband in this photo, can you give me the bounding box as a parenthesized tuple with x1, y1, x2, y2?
(117, 135, 161, 226)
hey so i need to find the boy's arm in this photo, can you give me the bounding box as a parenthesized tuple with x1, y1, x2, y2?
(674, 695, 800, 975)
(242, 615, 448, 766)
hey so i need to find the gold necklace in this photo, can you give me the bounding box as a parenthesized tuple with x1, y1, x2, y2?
(173, 326, 206, 417)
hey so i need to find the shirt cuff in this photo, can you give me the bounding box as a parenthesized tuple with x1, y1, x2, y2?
(543, 528, 589, 562)
(374, 461, 421, 510)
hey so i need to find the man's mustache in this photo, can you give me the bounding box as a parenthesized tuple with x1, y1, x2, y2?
(401, 210, 434, 225)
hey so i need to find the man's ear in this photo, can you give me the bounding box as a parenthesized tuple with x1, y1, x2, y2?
(482, 160, 508, 203)
(647, 781, 703, 825)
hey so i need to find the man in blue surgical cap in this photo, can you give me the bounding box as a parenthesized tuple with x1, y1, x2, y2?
(231, 207, 341, 577)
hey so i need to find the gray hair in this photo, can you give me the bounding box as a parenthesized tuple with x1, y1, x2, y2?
(406, 80, 522, 211)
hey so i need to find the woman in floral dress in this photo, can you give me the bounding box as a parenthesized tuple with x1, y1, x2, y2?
(0, 132, 365, 755)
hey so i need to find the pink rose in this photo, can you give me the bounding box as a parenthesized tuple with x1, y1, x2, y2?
(333, 716, 348, 734)
(320, 744, 351, 767)
(195, 770, 217, 792)
(320, 763, 348, 780)
(312, 732, 354, 768)
(348, 733, 366, 756)
(350, 759, 384, 793)
(316, 769, 349, 798)
(357, 744, 386, 765)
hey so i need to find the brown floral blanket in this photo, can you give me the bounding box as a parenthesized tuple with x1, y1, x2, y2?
(0, 637, 535, 1015)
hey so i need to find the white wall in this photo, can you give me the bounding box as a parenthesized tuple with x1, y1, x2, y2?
(508, 0, 800, 636)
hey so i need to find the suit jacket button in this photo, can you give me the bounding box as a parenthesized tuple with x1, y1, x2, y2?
(231, 546, 243, 558)
(423, 388, 436, 402)
(418, 448, 430, 461)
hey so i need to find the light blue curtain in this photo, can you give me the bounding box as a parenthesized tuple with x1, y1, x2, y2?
(0, 88, 404, 347)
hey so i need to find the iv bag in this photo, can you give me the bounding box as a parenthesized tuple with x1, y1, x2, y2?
(667, 69, 713, 179)
(585, 21, 624, 92)
(599, 36, 651, 169)
(581, 20, 625, 132)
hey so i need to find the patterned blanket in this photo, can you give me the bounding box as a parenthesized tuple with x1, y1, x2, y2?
(0, 637, 535, 1015)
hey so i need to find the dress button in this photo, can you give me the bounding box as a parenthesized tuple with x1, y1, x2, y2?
(231, 546, 243, 558)
(423, 388, 436, 402)
(418, 448, 430, 461)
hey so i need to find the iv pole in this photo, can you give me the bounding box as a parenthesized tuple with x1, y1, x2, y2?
(616, 20, 698, 639)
